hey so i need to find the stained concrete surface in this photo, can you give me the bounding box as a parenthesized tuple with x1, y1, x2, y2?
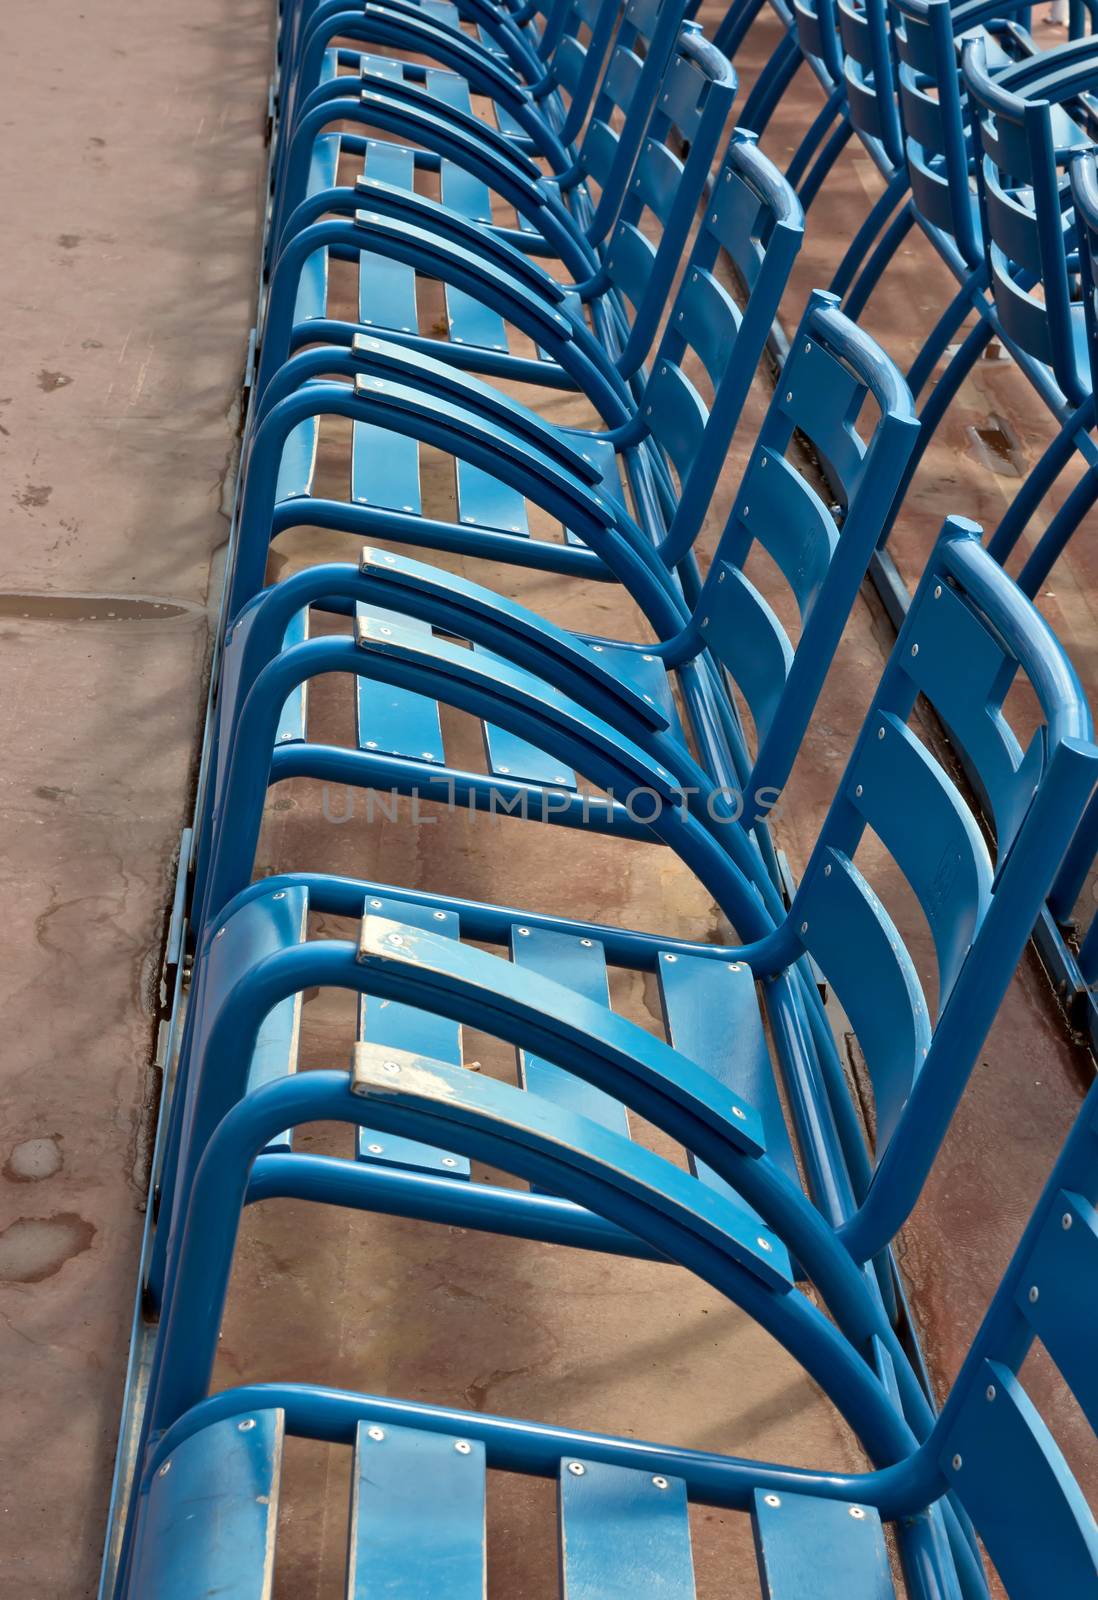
(0, 0, 270, 1591)
(1, 1, 1096, 1595)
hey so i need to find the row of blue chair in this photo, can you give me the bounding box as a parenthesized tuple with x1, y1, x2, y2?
(715, 0, 1098, 1038)
(99, 2, 1098, 1595)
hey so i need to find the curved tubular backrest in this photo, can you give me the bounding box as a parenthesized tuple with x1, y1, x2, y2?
(963, 37, 1085, 405)
(784, 524, 1097, 1257)
(642, 130, 804, 564)
(690, 292, 919, 806)
(890, 0, 982, 270)
(923, 1070, 1098, 1597)
(837, 0, 904, 168)
(601, 27, 738, 376)
(572, 0, 690, 243)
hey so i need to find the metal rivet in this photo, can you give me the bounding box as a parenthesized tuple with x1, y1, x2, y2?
(757, 1236, 773, 1252)
(581, 937, 593, 947)
(652, 1476, 669, 1489)
(517, 927, 530, 937)
(272, 890, 286, 899)
(421, 752, 434, 762)
(554, 775, 568, 784)
(442, 1157, 458, 1168)
(368, 1143, 384, 1154)
(877, 727, 885, 740)
(279, 731, 293, 742)
(911, 643, 919, 657)
(498, 765, 510, 774)
(368, 1426, 385, 1442)
(702, 616, 709, 627)
(855, 784, 863, 797)
(742, 506, 749, 516)
(986, 1384, 997, 1402)
(568, 1462, 586, 1476)
(158, 1461, 172, 1477)
(849, 1506, 866, 1519)
(933, 584, 942, 599)
(370, 899, 383, 909)
(1028, 1285, 1039, 1303)
(824, 863, 831, 876)
(664, 952, 677, 962)
(389, 933, 404, 946)
(951, 1454, 963, 1471)
(764, 1493, 781, 1508)
(718, 570, 726, 582)
(643, 654, 655, 662)
(805, 341, 812, 353)
(434, 911, 447, 921)
(366, 740, 378, 749)
(215, 927, 227, 939)
(383, 1061, 401, 1075)
(1062, 1212, 1073, 1229)
(591, 645, 603, 652)
(731, 1105, 746, 1120)
(729, 962, 742, 971)
(238, 1419, 256, 1432)
(455, 1440, 472, 1454)
(800, 921, 808, 934)
(785, 390, 792, 401)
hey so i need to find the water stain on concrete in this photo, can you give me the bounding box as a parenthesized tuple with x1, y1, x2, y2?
(56, 235, 81, 250)
(37, 371, 73, 393)
(4, 1137, 63, 1183)
(14, 483, 51, 509)
(0, 591, 196, 623)
(0, 1214, 94, 1282)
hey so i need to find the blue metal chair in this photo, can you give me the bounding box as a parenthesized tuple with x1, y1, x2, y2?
(115, 955, 1098, 1600)
(270, 0, 689, 272)
(109, 529, 1098, 1600)
(256, 25, 738, 404)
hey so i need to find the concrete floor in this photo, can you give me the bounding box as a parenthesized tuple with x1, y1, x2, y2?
(0, 0, 1095, 1595)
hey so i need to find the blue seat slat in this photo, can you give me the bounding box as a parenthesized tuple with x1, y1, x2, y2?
(275, 607, 309, 748)
(441, 156, 495, 226)
(595, 644, 681, 735)
(1016, 1190, 1098, 1429)
(275, 418, 318, 503)
(752, 1488, 894, 1598)
(632, 137, 684, 230)
(354, 605, 445, 763)
(357, 142, 419, 336)
(847, 714, 993, 1003)
(359, 52, 408, 86)
(351, 420, 422, 514)
(128, 1411, 283, 1600)
(605, 222, 659, 319)
(455, 456, 530, 535)
(739, 449, 839, 616)
(349, 1421, 486, 1597)
(658, 955, 800, 1191)
(356, 894, 469, 1176)
(445, 282, 509, 352)
(423, 64, 475, 117)
(941, 1362, 1098, 1600)
(673, 265, 741, 390)
(476, 648, 577, 786)
(644, 362, 708, 482)
(511, 926, 629, 1135)
(559, 1459, 696, 1599)
(797, 847, 930, 1149)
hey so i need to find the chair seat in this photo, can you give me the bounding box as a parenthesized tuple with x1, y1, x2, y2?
(127, 1407, 895, 1597)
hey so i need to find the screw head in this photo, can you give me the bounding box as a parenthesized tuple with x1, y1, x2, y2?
(238, 1418, 255, 1432)
(568, 1462, 585, 1476)
(986, 1384, 997, 1402)
(455, 1440, 472, 1454)
(272, 890, 286, 899)
(1029, 1285, 1039, 1303)
(516, 927, 530, 937)
(933, 584, 942, 599)
(731, 1105, 746, 1120)
(785, 390, 793, 401)
(368, 1426, 385, 1442)
(824, 863, 832, 876)
(1062, 1212, 1073, 1230)
(757, 1236, 773, 1252)
(368, 1143, 384, 1155)
(383, 1061, 401, 1075)
(158, 1460, 172, 1477)
(664, 952, 677, 962)
(442, 1157, 458, 1168)
(911, 643, 919, 657)
(652, 1476, 669, 1489)
(877, 727, 885, 740)
(951, 1454, 963, 1472)
(433, 911, 447, 920)
(855, 784, 864, 798)
(849, 1506, 866, 1520)
(764, 1493, 781, 1507)
(581, 937, 593, 947)
(370, 899, 383, 909)
(800, 921, 808, 935)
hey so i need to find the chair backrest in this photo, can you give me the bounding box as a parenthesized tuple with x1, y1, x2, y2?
(1071, 147, 1098, 405)
(931, 1067, 1098, 1598)
(541, 0, 624, 147)
(791, 0, 843, 89)
(963, 37, 1086, 404)
(689, 291, 919, 807)
(890, 0, 982, 269)
(572, 0, 693, 242)
(639, 128, 805, 560)
(837, 0, 904, 169)
(790, 522, 1095, 1170)
(599, 26, 738, 376)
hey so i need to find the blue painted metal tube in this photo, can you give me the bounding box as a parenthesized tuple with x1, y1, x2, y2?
(247, 1151, 668, 1260)
(142, 1380, 925, 1517)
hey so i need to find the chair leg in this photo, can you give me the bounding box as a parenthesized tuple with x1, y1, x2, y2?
(829, 169, 910, 304)
(904, 281, 977, 401)
(987, 398, 1095, 566)
(841, 198, 915, 323)
(740, 33, 802, 139)
(714, 0, 770, 59)
(1016, 459, 1098, 597)
(795, 113, 853, 210)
